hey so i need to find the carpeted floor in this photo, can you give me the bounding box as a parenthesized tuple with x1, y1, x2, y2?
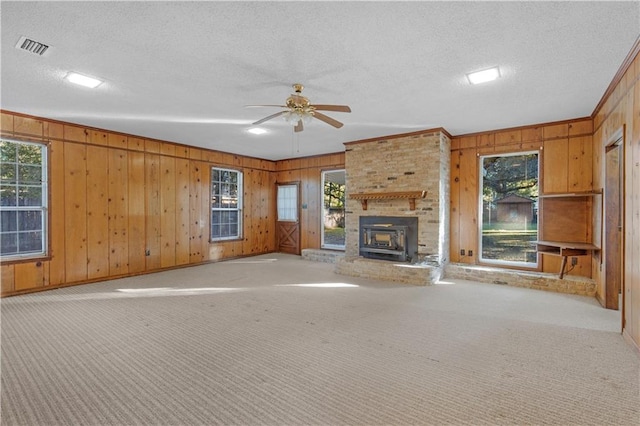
(1, 253, 638, 425)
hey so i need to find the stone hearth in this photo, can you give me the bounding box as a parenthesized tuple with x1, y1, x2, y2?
(335, 129, 450, 285)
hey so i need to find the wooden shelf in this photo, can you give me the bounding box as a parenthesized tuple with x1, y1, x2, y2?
(537, 189, 602, 279)
(349, 191, 427, 211)
(536, 240, 600, 279)
(539, 190, 602, 199)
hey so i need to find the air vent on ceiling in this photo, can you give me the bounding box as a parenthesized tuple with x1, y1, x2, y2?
(15, 36, 51, 56)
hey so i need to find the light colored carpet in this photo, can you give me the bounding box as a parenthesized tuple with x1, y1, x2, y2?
(1, 253, 638, 425)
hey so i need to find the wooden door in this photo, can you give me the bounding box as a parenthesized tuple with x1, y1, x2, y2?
(605, 142, 622, 311)
(277, 182, 300, 255)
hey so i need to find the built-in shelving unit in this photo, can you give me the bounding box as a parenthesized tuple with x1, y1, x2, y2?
(536, 190, 602, 278)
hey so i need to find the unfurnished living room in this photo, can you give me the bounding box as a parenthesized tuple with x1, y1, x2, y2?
(1, 2, 639, 425)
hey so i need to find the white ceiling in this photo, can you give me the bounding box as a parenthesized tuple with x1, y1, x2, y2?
(2, 1, 639, 161)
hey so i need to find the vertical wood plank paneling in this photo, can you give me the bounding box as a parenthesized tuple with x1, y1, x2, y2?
(161, 143, 176, 157)
(14, 263, 44, 291)
(108, 133, 128, 149)
(175, 158, 191, 265)
(568, 136, 593, 192)
(14, 116, 44, 137)
(175, 145, 189, 159)
(252, 168, 265, 254)
(42, 261, 51, 287)
(450, 150, 461, 263)
(189, 148, 202, 160)
(145, 140, 160, 154)
(145, 153, 161, 270)
(522, 126, 543, 143)
(0, 112, 14, 133)
(44, 117, 64, 141)
(63, 125, 87, 143)
(303, 167, 321, 249)
(458, 149, 478, 264)
(64, 143, 88, 282)
(268, 170, 278, 252)
(2, 110, 281, 297)
(568, 119, 592, 136)
(48, 140, 66, 286)
(242, 168, 254, 255)
(127, 151, 146, 273)
(542, 139, 569, 193)
(1, 264, 15, 294)
(627, 78, 640, 344)
(189, 161, 204, 262)
(200, 162, 210, 261)
(160, 156, 176, 268)
(88, 130, 108, 146)
(86, 145, 110, 279)
(109, 149, 129, 275)
(128, 137, 145, 152)
(543, 123, 569, 139)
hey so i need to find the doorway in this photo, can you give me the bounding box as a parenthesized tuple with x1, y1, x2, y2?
(604, 134, 623, 315)
(276, 182, 300, 255)
(321, 170, 346, 249)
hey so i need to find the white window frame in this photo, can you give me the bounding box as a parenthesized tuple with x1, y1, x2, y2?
(478, 151, 539, 268)
(277, 184, 298, 222)
(321, 169, 346, 250)
(210, 167, 242, 241)
(0, 139, 48, 260)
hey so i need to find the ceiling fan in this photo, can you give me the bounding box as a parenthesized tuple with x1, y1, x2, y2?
(248, 83, 351, 132)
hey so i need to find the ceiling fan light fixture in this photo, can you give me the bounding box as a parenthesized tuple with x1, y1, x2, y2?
(467, 66, 500, 85)
(283, 110, 313, 125)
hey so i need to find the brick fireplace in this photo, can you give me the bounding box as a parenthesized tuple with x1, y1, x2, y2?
(335, 129, 451, 285)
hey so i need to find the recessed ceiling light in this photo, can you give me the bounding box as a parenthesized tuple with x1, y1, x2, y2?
(467, 66, 501, 85)
(65, 72, 103, 88)
(247, 127, 268, 135)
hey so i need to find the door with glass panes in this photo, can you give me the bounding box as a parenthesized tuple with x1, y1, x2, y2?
(277, 182, 300, 254)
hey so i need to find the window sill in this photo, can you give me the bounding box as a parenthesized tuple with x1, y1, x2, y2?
(0, 254, 50, 266)
(209, 238, 244, 244)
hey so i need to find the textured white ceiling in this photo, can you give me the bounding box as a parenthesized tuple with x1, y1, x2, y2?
(2, 1, 639, 160)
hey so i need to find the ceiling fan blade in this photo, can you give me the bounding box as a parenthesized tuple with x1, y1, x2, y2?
(245, 104, 287, 108)
(253, 110, 285, 125)
(294, 120, 304, 133)
(313, 111, 344, 129)
(312, 105, 351, 113)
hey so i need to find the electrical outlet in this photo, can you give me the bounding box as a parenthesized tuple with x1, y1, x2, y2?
(460, 249, 465, 256)
(468, 250, 473, 257)
(145, 249, 150, 256)
(571, 257, 578, 266)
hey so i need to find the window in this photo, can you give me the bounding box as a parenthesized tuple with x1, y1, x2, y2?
(321, 170, 345, 249)
(479, 152, 538, 267)
(277, 184, 298, 221)
(0, 139, 48, 259)
(211, 167, 242, 241)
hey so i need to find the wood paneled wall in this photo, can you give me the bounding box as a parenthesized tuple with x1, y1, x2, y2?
(275, 153, 345, 250)
(0, 111, 277, 296)
(592, 38, 640, 349)
(450, 118, 594, 277)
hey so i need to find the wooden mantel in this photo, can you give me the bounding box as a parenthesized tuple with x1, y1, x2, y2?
(349, 191, 427, 211)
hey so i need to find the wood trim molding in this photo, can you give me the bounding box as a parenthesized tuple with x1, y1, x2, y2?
(592, 34, 640, 119)
(344, 127, 451, 147)
(349, 191, 427, 210)
(0, 109, 275, 169)
(452, 116, 592, 140)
